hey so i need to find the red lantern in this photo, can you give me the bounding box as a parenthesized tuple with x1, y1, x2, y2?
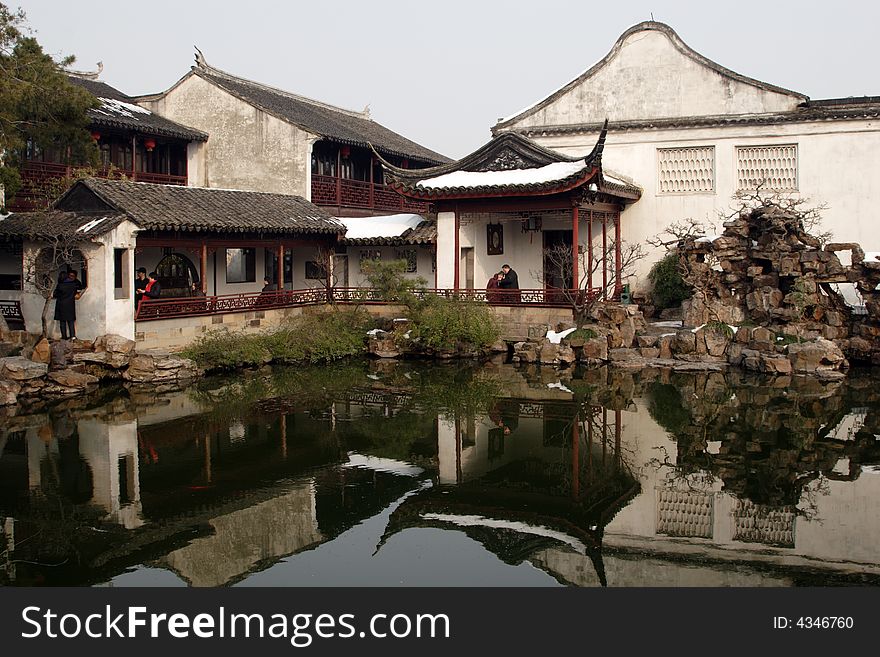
(144, 138, 156, 152)
(90, 131, 101, 141)
(340, 145, 350, 158)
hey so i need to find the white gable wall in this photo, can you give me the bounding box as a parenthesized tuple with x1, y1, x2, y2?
(140, 75, 315, 197)
(510, 28, 802, 129)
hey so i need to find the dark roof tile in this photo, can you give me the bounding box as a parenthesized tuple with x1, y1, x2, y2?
(56, 178, 344, 236)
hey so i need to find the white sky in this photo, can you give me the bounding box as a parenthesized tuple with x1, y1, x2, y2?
(14, 0, 880, 159)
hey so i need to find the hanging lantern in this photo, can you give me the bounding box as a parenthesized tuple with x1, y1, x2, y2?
(144, 138, 156, 152)
(90, 131, 101, 141)
(340, 145, 350, 158)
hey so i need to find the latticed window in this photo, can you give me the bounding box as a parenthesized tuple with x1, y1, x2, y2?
(657, 146, 715, 194)
(656, 489, 714, 538)
(736, 144, 798, 191)
(359, 249, 382, 271)
(396, 249, 417, 273)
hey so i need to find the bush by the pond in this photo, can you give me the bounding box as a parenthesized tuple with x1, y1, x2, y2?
(183, 309, 373, 370)
(649, 252, 691, 310)
(410, 296, 500, 351)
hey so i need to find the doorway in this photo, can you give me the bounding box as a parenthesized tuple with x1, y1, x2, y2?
(543, 230, 573, 290)
(460, 247, 474, 290)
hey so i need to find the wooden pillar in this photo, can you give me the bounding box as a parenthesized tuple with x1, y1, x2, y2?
(131, 134, 137, 181)
(336, 148, 342, 208)
(602, 407, 607, 466)
(587, 408, 593, 486)
(602, 213, 608, 300)
(369, 157, 375, 209)
(453, 207, 460, 291)
(614, 212, 622, 297)
(587, 210, 593, 293)
(571, 205, 579, 293)
(200, 242, 208, 294)
(572, 415, 580, 500)
(615, 409, 622, 470)
(277, 242, 284, 292)
(280, 415, 287, 460)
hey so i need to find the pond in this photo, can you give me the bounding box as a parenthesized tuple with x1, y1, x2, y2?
(1, 360, 879, 587)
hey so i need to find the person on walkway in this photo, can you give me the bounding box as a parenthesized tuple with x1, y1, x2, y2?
(134, 267, 148, 298)
(137, 271, 161, 316)
(486, 271, 504, 303)
(498, 264, 520, 302)
(54, 270, 84, 340)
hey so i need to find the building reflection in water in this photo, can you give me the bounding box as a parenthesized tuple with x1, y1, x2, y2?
(1, 363, 880, 587)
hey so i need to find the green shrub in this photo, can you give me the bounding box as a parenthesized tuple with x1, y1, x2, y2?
(361, 259, 427, 307)
(568, 328, 598, 341)
(705, 320, 734, 340)
(649, 252, 691, 310)
(183, 309, 373, 370)
(410, 297, 500, 351)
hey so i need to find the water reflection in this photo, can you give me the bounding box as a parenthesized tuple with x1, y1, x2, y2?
(1, 361, 879, 586)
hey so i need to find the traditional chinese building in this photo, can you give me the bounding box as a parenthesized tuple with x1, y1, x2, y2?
(493, 21, 880, 289)
(0, 178, 344, 343)
(379, 128, 641, 297)
(136, 50, 449, 216)
(7, 70, 208, 213)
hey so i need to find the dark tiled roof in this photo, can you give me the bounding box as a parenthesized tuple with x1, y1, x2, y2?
(191, 65, 448, 164)
(68, 77, 208, 142)
(341, 218, 436, 245)
(57, 178, 344, 235)
(0, 210, 129, 239)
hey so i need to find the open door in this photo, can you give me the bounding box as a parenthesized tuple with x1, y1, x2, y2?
(460, 247, 475, 290)
(543, 230, 573, 292)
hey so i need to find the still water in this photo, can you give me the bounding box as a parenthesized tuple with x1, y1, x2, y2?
(1, 360, 879, 587)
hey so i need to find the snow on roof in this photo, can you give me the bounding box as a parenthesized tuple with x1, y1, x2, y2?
(338, 213, 423, 240)
(76, 216, 108, 233)
(94, 97, 152, 118)
(417, 159, 588, 190)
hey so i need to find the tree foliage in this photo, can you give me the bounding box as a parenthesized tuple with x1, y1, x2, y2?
(0, 3, 98, 207)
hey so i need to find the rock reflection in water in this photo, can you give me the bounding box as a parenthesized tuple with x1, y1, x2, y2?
(0, 361, 879, 586)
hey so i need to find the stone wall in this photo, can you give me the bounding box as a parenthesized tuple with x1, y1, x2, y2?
(135, 301, 575, 352)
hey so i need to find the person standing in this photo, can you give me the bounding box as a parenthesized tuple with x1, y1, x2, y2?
(498, 264, 520, 302)
(53, 270, 84, 340)
(137, 271, 161, 315)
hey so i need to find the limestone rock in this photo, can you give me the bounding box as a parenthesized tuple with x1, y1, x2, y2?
(787, 338, 848, 375)
(124, 351, 201, 383)
(657, 334, 674, 359)
(94, 334, 136, 355)
(673, 330, 696, 354)
(0, 379, 20, 405)
(1, 357, 48, 381)
(580, 337, 608, 362)
(759, 354, 793, 375)
(30, 338, 51, 365)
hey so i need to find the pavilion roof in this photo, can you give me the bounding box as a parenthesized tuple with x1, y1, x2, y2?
(338, 214, 435, 245)
(377, 124, 640, 201)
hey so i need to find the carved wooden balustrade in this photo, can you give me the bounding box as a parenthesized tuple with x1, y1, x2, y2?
(135, 287, 601, 321)
(311, 175, 429, 213)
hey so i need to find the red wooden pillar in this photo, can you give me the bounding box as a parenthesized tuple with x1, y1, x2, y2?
(587, 409, 593, 486)
(369, 157, 375, 210)
(601, 213, 608, 300)
(614, 409, 622, 470)
(453, 208, 460, 291)
(614, 212, 622, 297)
(277, 243, 284, 292)
(571, 205, 579, 293)
(587, 210, 593, 293)
(200, 242, 208, 294)
(335, 149, 342, 208)
(572, 415, 580, 500)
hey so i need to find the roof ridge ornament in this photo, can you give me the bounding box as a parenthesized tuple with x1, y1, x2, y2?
(194, 46, 208, 70)
(67, 61, 103, 80)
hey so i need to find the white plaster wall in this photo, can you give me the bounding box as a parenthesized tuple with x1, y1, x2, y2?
(186, 141, 208, 187)
(141, 75, 313, 196)
(435, 212, 456, 288)
(343, 245, 434, 287)
(523, 119, 880, 290)
(509, 27, 801, 129)
(99, 221, 138, 340)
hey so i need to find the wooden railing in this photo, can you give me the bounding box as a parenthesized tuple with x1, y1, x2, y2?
(7, 162, 187, 212)
(311, 175, 429, 213)
(135, 287, 599, 321)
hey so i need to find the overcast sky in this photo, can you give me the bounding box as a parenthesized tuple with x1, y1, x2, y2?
(14, 0, 880, 159)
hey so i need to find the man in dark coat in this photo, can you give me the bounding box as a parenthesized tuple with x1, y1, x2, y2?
(54, 270, 84, 340)
(498, 264, 520, 302)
